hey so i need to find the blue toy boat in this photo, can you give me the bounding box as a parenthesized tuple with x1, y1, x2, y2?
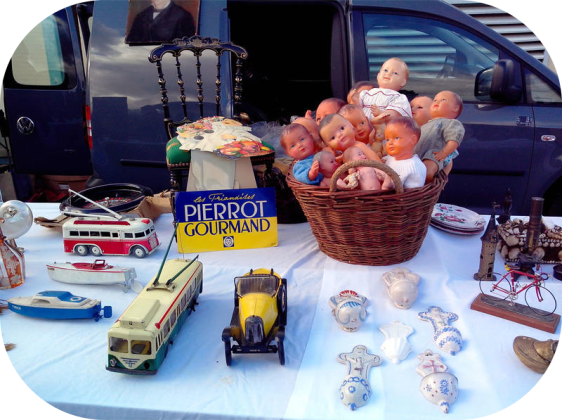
(8, 290, 112, 321)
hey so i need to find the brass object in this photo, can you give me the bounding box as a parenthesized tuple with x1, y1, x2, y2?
(513, 336, 558, 374)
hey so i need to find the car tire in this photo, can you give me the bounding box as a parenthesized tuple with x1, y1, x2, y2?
(90, 245, 102, 256)
(131, 246, 147, 258)
(277, 335, 285, 366)
(224, 339, 232, 366)
(75, 245, 89, 256)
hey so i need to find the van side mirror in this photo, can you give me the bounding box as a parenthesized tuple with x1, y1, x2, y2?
(475, 59, 522, 103)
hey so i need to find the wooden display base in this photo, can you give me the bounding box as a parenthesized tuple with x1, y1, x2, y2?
(470, 293, 560, 333)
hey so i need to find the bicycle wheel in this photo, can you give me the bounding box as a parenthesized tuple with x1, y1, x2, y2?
(479, 272, 513, 303)
(525, 285, 557, 316)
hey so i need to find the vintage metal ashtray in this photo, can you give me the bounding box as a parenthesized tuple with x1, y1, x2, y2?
(553, 264, 562, 281)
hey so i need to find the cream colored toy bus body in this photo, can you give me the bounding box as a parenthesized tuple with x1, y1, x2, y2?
(106, 257, 202, 374)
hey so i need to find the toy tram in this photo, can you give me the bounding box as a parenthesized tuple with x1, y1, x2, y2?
(107, 230, 202, 375)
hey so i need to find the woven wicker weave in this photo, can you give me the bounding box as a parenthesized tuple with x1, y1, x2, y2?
(286, 159, 448, 266)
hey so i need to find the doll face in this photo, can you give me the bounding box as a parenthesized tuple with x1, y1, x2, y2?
(410, 96, 432, 127)
(316, 101, 341, 124)
(282, 126, 316, 161)
(318, 152, 340, 177)
(377, 58, 408, 91)
(430, 91, 461, 120)
(293, 117, 321, 145)
(346, 147, 367, 161)
(385, 123, 418, 160)
(320, 115, 356, 151)
(343, 109, 371, 144)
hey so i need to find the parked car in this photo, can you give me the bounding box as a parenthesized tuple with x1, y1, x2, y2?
(2, 0, 562, 216)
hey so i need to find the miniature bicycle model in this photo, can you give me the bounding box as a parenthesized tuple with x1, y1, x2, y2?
(479, 262, 557, 315)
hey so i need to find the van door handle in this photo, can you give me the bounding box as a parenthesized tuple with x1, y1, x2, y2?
(16, 116, 35, 135)
(541, 135, 556, 142)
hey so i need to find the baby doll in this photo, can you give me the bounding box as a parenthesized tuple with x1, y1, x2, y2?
(413, 91, 464, 183)
(310, 97, 347, 125)
(342, 146, 393, 191)
(359, 58, 412, 155)
(293, 116, 323, 151)
(313, 150, 348, 189)
(318, 113, 381, 162)
(346, 81, 376, 105)
(280, 123, 322, 185)
(338, 104, 373, 145)
(383, 117, 426, 189)
(410, 96, 432, 127)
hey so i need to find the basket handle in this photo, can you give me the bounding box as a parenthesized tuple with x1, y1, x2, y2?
(329, 159, 404, 193)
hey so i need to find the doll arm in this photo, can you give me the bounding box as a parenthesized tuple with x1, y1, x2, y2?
(433, 140, 459, 162)
(305, 110, 314, 120)
(308, 160, 320, 181)
(370, 104, 383, 117)
(370, 109, 401, 126)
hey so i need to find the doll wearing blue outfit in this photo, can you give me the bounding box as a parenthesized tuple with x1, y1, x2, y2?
(281, 123, 322, 185)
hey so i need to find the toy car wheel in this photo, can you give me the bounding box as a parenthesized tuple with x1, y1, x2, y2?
(224, 339, 232, 366)
(75, 245, 89, 256)
(131, 246, 147, 258)
(90, 245, 102, 256)
(277, 336, 285, 366)
(278, 282, 287, 326)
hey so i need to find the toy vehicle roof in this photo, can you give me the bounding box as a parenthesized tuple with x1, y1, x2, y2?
(235, 274, 279, 298)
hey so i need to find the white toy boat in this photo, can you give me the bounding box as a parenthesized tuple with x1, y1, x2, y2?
(8, 290, 112, 321)
(46, 260, 142, 292)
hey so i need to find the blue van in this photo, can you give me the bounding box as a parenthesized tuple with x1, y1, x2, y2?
(2, 0, 562, 216)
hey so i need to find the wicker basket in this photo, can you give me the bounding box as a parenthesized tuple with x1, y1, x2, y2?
(286, 160, 448, 266)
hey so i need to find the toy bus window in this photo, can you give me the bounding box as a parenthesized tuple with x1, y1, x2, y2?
(79, 231, 89, 236)
(134, 232, 144, 238)
(90, 231, 100, 237)
(131, 340, 151, 355)
(124, 233, 133, 239)
(112, 232, 118, 238)
(109, 337, 128, 353)
(69, 231, 78, 236)
(150, 226, 155, 232)
(145, 229, 150, 236)
(170, 311, 177, 327)
(101, 232, 111, 237)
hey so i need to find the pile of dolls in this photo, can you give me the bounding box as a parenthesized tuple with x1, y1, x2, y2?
(282, 57, 464, 192)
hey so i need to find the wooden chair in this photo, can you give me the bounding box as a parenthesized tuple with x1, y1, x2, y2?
(148, 35, 275, 191)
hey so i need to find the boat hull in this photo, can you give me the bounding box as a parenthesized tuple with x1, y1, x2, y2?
(8, 301, 102, 319)
(47, 263, 137, 286)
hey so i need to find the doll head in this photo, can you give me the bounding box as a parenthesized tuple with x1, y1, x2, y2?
(410, 96, 432, 127)
(293, 116, 322, 148)
(347, 81, 376, 105)
(377, 57, 409, 92)
(313, 150, 340, 178)
(318, 113, 357, 152)
(280, 123, 317, 161)
(430, 91, 463, 120)
(315, 97, 347, 124)
(384, 117, 421, 161)
(339, 104, 372, 144)
(342, 146, 367, 163)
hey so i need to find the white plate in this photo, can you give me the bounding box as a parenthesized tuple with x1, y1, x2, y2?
(430, 221, 484, 236)
(431, 203, 486, 230)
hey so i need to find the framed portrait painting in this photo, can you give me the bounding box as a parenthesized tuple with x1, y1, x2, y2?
(125, 0, 201, 45)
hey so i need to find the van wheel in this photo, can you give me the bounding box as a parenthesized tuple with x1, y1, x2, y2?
(90, 246, 102, 256)
(75, 245, 89, 256)
(131, 246, 147, 258)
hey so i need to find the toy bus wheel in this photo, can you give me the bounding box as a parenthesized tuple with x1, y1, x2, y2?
(131, 246, 147, 258)
(75, 245, 89, 256)
(224, 339, 232, 366)
(90, 246, 102, 257)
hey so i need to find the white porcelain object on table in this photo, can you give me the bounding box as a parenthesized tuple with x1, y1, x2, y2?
(431, 203, 486, 231)
(337, 345, 382, 410)
(382, 267, 420, 309)
(379, 320, 414, 364)
(417, 349, 459, 414)
(329, 290, 368, 332)
(418, 306, 463, 355)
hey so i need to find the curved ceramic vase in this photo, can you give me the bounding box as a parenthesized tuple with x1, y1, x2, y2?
(418, 306, 462, 355)
(379, 321, 414, 364)
(337, 345, 381, 410)
(329, 290, 368, 332)
(382, 267, 420, 309)
(417, 350, 458, 414)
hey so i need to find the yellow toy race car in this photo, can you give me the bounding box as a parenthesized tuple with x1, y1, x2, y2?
(222, 268, 287, 366)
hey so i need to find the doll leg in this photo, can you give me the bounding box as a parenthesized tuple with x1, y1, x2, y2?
(443, 160, 453, 176)
(423, 160, 439, 183)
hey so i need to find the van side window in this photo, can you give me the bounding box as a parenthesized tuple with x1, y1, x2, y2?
(10, 15, 68, 87)
(361, 14, 499, 102)
(525, 70, 562, 104)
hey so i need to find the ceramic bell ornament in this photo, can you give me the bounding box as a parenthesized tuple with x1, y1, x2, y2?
(382, 267, 420, 309)
(0, 200, 33, 289)
(416, 350, 458, 414)
(379, 321, 414, 364)
(418, 306, 462, 355)
(329, 290, 368, 332)
(337, 345, 381, 410)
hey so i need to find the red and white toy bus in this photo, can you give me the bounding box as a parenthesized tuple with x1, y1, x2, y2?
(62, 217, 160, 258)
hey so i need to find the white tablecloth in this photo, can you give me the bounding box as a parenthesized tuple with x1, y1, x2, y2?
(1, 203, 561, 420)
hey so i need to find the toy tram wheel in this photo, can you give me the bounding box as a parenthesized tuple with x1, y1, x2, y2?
(90, 245, 102, 257)
(75, 245, 89, 256)
(224, 339, 232, 366)
(277, 336, 285, 366)
(525, 285, 557, 316)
